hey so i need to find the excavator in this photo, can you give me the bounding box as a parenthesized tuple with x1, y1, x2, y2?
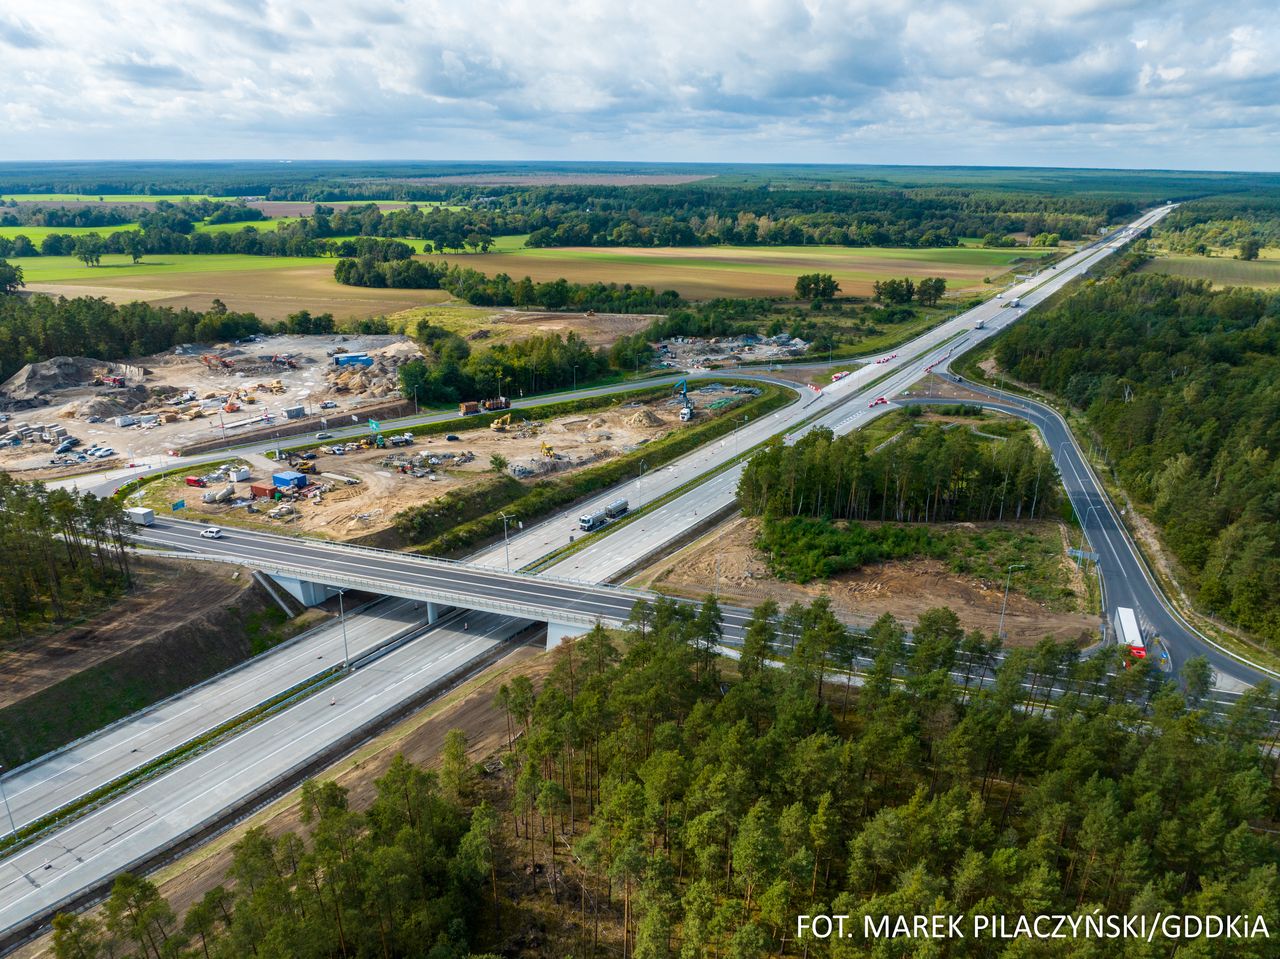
(490, 413, 513, 432)
(674, 379, 695, 421)
(540, 441, 556, 459)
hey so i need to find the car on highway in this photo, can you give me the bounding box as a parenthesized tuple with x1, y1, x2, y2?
(869, 397, 888, 408)
(200, 527, 224, 539)
(315, 432, 333, 439)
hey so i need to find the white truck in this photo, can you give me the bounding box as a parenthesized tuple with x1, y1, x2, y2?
(1113, 606, 1146, 658)
(124, 507, 155, 526)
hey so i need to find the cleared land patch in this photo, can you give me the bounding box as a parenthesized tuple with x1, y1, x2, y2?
(1141, 251, 1280, 288)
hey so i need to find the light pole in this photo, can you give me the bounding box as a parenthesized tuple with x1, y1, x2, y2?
(337, 588, 350, 670)
(573, 365, 578, 391)
(637, 459, 648, 508)
(733, 414, 749, 455)
(997, 564, 1028, 639)
(1075, 504, 1103, 567)
(0, 764, 17, 842)
(500, 510, 513, 571)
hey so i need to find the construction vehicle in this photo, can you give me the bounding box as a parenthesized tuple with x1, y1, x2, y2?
(490, 413, 513, 432)
(482, 396, 511, 412)
(96, 374, 126, 387)
(374, 433, 386, 449)
(674, 378, 695, 421)
(223, 400, 240, 413)
(459, 401, 482, 415)
(540, 441, 556, 459)
(271, 354, 298, 369)
(200, 353, 234, 369)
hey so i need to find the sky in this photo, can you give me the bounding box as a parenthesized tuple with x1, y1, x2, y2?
(2, 0, 1279, 170)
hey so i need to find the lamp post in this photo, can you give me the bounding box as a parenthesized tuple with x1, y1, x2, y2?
(573, 364, 578, 391)
(637, 459, 648, 508)
(500, 510, 513, 571)
(997, 564, 1028, 639)
(337, 588, 350, 670)
(1075, 504, 1103, 567)
(733, 414, 749, 455)
(0, 764, 17, 842)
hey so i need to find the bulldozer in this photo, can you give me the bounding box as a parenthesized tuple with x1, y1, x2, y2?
(489, 413, 513, 432)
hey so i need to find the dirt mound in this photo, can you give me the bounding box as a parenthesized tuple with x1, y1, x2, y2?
(627, 408, 663, 427)
(65, 396, 136, 419)
(0, 356, 147, 403)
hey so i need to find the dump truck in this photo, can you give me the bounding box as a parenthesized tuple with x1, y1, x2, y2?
(459, 401, 482, 415)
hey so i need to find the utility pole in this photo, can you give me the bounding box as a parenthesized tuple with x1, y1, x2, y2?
(637, 460, 648, 508)
(0, 764, 17, 842)
(500, 511, 513, 571)
(997, 564, 1028, 639)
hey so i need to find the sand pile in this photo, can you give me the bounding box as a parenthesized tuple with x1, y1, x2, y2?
(627, 408, 663, 427)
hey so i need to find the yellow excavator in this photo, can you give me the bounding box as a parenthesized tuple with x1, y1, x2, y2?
(540, 441, 556, 459)
(490, 413, 513, 432)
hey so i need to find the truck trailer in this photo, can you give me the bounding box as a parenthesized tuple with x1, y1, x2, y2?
(124, 507, 155, 526)
(1113, 606, 1146, 658)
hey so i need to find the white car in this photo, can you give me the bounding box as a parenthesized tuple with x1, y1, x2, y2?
(95, 447, 115, 458)
(200, 527, 223, 539)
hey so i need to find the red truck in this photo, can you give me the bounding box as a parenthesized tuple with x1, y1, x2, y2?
(185, 476, 207, 488)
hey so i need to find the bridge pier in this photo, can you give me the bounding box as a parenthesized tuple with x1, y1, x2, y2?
(426, 601, 445, 624)
(268, 574, 330, 607)
(546, 622, 590, 650)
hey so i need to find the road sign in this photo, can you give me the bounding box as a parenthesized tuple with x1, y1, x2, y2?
(172, 500, 185, 511)
(368, 419, 381, 431)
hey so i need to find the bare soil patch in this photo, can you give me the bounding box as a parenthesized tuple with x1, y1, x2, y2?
(0, 557, 253, 709)
(635, 515, 1100, 646)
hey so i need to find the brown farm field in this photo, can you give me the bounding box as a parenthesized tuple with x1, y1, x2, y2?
(423, 244, 1055, 299)
(25, 264, 451, 321)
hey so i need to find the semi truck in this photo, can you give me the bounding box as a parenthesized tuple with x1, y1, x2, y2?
(579, 510, 608, 532)
(1114, 606, 1146, 658)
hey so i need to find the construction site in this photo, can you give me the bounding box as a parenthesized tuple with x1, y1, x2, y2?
(0, 334, 424, 477)
(128, 386, 742, 540)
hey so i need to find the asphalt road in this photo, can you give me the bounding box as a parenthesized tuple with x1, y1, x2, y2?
(2, 596, 433, 833)
(900, 390, 1278, 690)
(0, 612, 524, 943)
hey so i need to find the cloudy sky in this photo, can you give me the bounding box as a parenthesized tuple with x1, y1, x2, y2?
(2, 0, 1279, 169)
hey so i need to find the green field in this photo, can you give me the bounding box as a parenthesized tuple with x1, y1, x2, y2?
(1142, 252, 1280, 288)
(422, 242, 1056, 298)
(11, 253, 332, 284)
(0, 223, 140, 243)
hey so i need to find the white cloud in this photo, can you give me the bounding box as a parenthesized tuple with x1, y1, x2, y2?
(1, 0, 1279, 168)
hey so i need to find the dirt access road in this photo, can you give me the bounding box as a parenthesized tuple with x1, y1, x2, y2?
(635, 515, 1100, 646)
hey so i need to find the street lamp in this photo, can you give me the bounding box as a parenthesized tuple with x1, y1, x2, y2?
(336, 588, 351, 670)
(733, 414, 749, 455)
(637, 459, 648, 508)
(997, 564, 1028, 639)
(573, 364, 578, 391)
(1075, 504, 1103, 567)
(500, 510, 514, 571)
(0, 764, 17, 842)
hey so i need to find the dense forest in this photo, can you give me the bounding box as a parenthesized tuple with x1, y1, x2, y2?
(1155, 193, 1280, 253)
(54, 600, 1280, 957)
(0, 477, 133, 645)
(739, 424, 1059, 525)
(0, 291, 266, 382)
(993, 273, 1280, 647)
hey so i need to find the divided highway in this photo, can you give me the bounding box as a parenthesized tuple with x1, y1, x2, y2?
(0, 613, 525, 944)
(0, 206, 1178, 944)
(2, 597, 433, 833)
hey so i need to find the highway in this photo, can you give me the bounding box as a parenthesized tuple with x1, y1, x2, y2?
(899, 389, 1278, 689)
(0, 612, 525, 945)
(545, 206, 1175, 582)
(2, 597, 434, 833)
(0, 207, 1174, 941)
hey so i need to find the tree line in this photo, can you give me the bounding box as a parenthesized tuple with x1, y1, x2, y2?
(0, 477, 133, 648)
(397, 327, 613, 405)
(49, 593, 1280, 957)
(52, 755, 494, 958)
(993, 271, 1280, 648)
(0, 291, 266, 381)
(738, 424, 1060, 526)
(872, 275, 947, 305)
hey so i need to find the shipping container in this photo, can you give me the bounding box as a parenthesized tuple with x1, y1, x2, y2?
(282, 405, 306, 420)
(272, 470, 307, 490)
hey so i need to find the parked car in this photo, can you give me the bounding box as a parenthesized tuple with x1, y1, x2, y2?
(445, 434, 461, 442)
